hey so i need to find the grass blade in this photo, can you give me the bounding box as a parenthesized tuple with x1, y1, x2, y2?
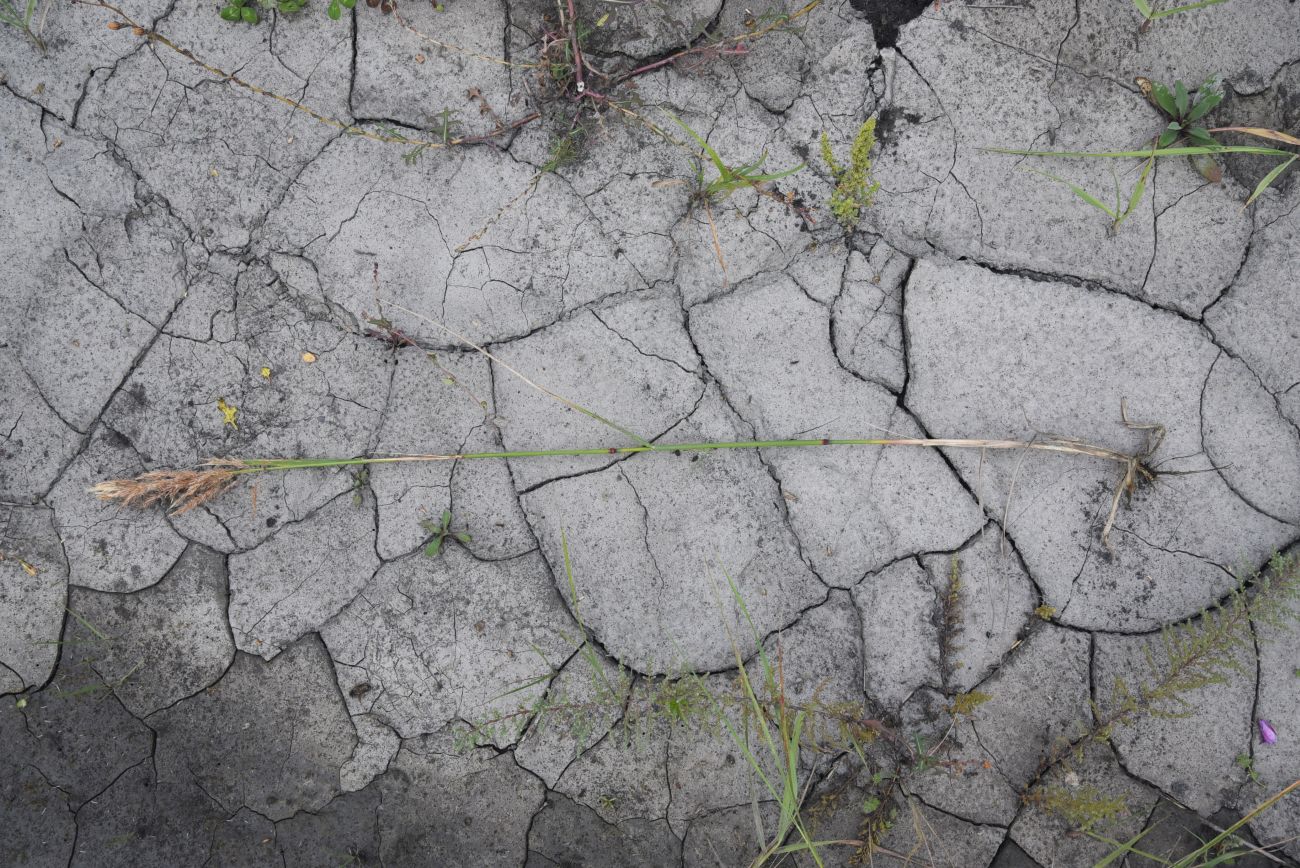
(1131, 0, 1154, 17)
(987, 145, 1292, 158)
(386, 303, 654, 448)
(1115, 157, 1154, 231)
(1027, 168, 1118, 220)
(1170, 779, 1300, 868)
(1150, 0, 1228, 17)
(1243, 154, 1298, 208)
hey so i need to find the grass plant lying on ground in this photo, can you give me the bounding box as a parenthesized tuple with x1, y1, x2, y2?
(92, 302, 1171, 553)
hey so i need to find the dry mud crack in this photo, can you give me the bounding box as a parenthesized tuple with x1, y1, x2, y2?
(3, 1, 1300, 866)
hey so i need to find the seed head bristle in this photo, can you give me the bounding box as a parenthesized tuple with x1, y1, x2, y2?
(90, 459, 247, 514)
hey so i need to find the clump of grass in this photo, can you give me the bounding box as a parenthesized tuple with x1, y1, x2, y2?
(666, 111, 806, 202)
(819, 118, 881, 231)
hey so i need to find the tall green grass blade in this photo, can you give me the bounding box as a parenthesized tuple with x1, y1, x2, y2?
(1092, 823, 1169, 866)
(987, 145, 1291, 158)
(1244, 154, 1298, 207)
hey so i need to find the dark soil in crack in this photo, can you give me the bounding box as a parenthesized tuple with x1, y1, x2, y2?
(848, 0, 930, 47)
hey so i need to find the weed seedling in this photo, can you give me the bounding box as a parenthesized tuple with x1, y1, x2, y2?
(1138, 76, 1223, 181)
(420, 508, 470, 557)
(819, 118, 881, 231)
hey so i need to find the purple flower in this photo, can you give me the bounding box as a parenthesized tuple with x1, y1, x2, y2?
(1259, 719, 1278, 745)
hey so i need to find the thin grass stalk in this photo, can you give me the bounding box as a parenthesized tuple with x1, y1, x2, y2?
(92, 433, 1158, 520)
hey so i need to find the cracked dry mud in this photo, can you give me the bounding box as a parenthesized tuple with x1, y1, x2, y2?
(2, 0, 1300, 866)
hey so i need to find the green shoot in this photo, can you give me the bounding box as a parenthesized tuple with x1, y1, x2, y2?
(1026, 155, 1153, 232)
(664, 111, 805, 201)
(419, 508, 470, 557)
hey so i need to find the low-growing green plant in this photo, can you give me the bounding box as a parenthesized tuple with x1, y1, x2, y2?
(1139, 76, 1225, 182)
(217, 0, 355, 25)
(0, 0, 48, 50)
(819, 118, 881, 230)
(420, 508, 470, 557)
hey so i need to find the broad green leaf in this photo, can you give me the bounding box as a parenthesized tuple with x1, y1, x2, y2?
(1244, 154, 1298, 207)
(1157, 122, 1180, 148)
(1174, 80, 1189, 116)
(1186, 90, 1222, 122)
(424, 536, 443, 557)
(455, 532, 472, 543)
(1150, 82, 1178, 117)
(1186, 127, 1218, 148)
(440, 508, 452, 527)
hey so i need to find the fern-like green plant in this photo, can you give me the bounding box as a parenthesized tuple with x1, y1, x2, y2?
(1105, 553, 1299, 729)
(819, 118, 881, 231)
(1028, 553, 1300, 805)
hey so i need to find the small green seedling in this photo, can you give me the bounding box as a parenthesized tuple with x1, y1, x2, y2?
(403, 108, 460, 165)
(421, 509, 470, 558)
(1132, 0, 1227, 29)
(1234, 752, 1260, 784)
(819, 118, 881, 230)
(666, 111, 805, 201)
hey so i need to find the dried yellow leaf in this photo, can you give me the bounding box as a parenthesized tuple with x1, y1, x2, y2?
(216, 398, 239, 429)
(301, 351, 317, 363)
